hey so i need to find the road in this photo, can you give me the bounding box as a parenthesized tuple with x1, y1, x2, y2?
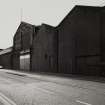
(0, 69, 104, 105)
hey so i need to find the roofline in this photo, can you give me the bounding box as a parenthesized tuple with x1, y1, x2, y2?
(56, 5, 102, 29)
(0, 47, 12, 55)
(41, 23, 55, 28)
(75, 5, 102, 8)
(13, 21, 34, 38)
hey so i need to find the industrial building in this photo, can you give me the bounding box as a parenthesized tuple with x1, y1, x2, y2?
(1, 5, 105, 76)
(11, 21, 58, 73)
(57, 5, 105, 76)
(12, 21, 35, 71)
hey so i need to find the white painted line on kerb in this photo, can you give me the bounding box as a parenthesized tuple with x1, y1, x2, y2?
(76, 100, 92, 105)
(0, 92, 17, 105)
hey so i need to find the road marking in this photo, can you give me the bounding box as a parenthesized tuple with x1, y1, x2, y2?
(0, 92, 17, 105)
(76, 100, 92, 105)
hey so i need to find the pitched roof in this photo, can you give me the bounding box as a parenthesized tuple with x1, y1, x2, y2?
(57, 5, 102, 28)
(14, 21, 34, 37)
(0, 47, 12, 55)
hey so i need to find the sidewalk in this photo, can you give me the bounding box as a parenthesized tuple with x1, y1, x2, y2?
(0, 69, 105, 83)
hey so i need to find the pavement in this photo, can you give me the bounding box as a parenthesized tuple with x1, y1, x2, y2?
(0, 69, 105, 105)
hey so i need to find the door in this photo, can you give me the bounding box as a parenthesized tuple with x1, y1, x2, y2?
(20, 54, 30, 71)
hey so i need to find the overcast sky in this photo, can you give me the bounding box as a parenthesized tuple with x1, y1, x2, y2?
(0, 0, 104, 49)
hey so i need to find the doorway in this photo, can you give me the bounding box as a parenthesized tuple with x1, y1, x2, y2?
(20, 54, 30, 71)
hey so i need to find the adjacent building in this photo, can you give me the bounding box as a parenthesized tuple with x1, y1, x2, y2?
(0, 47, 12, 69)
(1, 5, 105, 76)
(13, 21, 35, 71)
(31, 24, 58, 73)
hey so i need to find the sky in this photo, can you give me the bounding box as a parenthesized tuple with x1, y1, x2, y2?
(0, 0, 104, 49)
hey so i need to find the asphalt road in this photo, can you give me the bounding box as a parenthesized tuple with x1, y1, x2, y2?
(0, 69, 105, 105)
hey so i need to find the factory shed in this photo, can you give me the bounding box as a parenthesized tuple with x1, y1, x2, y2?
(57, 5, 105, 76)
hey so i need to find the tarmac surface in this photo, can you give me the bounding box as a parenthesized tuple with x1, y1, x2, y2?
(0, 69, 105, 105)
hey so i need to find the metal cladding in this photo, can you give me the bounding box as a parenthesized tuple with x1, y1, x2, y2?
(13, 22, 35, 70)
(1, 5, 105, 76)
(13, 21, 34, 51)
(56, 5, 105, 76)
(57, 5, 102, 75)
(0, 47, 12, 69)
(31, 24, 58, 73)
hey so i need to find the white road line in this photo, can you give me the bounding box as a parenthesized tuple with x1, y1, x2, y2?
(76, 100, 92, 105)
(0, 92, 17, 105)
